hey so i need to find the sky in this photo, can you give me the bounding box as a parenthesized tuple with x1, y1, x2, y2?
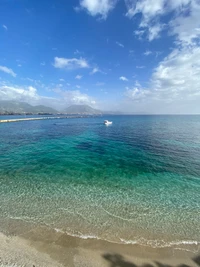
(0, 0, 200, 114)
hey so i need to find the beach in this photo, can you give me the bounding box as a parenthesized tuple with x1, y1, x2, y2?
(0, 227, 200, 267)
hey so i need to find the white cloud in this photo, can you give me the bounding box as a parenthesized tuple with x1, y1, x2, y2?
(116, 41, 124, 48)
(79, 0, 117, 19)
(0, 83, 96, 111)
(144, 50, 152, 56)
(134, 30, 145, 39)
(151, 46, 200, 96)
(2, 25, 8, 31)
(125, 0, 199, 42)
(148, 23, 164, 41)
(55, 89, 96, 107)
(75, 75, 83, 79)
(0, 66, 16, 77)
(90, 67, 100, 74)
(125, 45, 200, 113)
(170, 0, 200, 45)
(0, 85, 39, 102)
(76, 85, 81, 88)
(53, 57, 89, 70)
(125, 0, 165, 21)
(40, 62, 46, 66)
(59, 78, 65, 82)
(135, 80, 141, 87)
(125, 87, 150, 101)
(119, 76, 128, 81)
(18, 64, 22, 67)
(90, 67, 106, 75)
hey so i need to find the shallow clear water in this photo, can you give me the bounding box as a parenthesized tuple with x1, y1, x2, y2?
(0, 115, 200, 248)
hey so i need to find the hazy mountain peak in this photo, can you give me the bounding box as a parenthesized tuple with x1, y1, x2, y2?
(0, 100, 58, 114)
(63, 104, 102, 115)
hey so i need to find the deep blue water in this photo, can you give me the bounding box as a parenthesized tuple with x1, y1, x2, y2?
(0, 115, 200, 248)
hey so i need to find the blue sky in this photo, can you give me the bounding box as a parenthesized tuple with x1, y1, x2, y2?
(0, 0, 200, 113)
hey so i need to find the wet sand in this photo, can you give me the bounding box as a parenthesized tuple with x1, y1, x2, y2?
(0, 226, 199, 267)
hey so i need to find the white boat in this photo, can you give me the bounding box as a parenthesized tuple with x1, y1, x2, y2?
(104, 120, 112, 125)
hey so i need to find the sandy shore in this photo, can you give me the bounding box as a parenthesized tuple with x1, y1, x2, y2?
(0, 226, 199, 267)
(0, 232, 63, 267)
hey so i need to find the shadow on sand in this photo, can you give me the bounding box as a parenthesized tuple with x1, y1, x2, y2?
(103, 253, 200, 267)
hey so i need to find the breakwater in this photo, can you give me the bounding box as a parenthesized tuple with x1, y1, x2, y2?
(0, 115, 97, 123)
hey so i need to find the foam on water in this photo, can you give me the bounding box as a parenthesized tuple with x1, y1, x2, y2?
(53, 226, 200, 252)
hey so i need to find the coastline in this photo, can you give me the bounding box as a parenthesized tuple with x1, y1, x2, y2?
(0, 226, 199, 267)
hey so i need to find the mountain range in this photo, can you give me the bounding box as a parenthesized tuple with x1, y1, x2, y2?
(63, 105, 101, 115)
(0, 101, 57, 114)
(0, 101, 103, 115)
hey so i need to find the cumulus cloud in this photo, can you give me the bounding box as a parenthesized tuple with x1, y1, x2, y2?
(75, 75, 83, 79)
(54, 89, 96, 107)
(144, 50, 152, 56)
(148, 23, 164, 41)
(116, 41, 124, 48)
(77, 0, 200, 45)
(125, 87, 150, 101)
(90, 67, 106, 75)
(125, 0, 199, 42)
(170, 0, 200, 45)
(120, 76, 128, 81)
(90, 67, 100, 74)
(78, 0, 117, 19)
(125, 45, 200, 113)
(134, 30, 145, 39)
(0, 66, 16, 77)
(0, 85, 39, 102)
(53, 57, 89, 70)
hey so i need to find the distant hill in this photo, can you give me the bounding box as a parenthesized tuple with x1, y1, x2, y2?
(63, 105, 102, 115)
(0, 100, 58, 115)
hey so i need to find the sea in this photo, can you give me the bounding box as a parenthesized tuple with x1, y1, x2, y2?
(0, 115, 200, 251)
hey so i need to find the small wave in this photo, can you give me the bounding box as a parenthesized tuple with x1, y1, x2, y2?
(100, 206, 135, 222)
(53, 227, 200, 252)
(54, 228, 101, 240)
(120, 238, 200, 249)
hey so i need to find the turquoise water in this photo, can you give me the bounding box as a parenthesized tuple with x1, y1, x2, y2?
(0, 115, 200, 248)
